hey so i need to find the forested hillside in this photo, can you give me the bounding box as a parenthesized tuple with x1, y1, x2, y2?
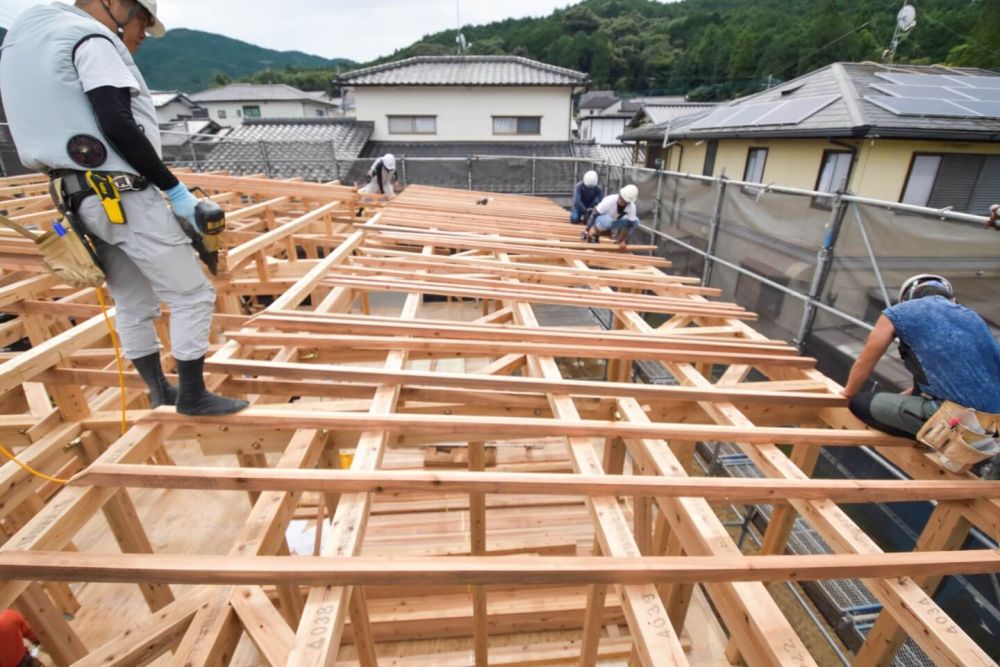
(375, 0, 997, 99)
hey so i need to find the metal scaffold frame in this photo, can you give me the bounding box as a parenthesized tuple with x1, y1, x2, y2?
(0, 172, 997, 666)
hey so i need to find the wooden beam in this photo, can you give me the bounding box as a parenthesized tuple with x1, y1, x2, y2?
(143, 406, 915, 448)
(72, 465, 1000, 504)
(0, 551, 998, 586)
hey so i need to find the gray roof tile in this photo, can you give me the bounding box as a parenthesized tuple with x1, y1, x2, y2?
(198, 118, 373, 182)
(339, 56, 588, 87)
(190, 83, 338, 104)
(580, 90, 619, 108)
(621, 62, 1000, 142)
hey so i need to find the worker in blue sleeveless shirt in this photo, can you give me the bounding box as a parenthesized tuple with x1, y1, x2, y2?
(843, 274, 1000, 439)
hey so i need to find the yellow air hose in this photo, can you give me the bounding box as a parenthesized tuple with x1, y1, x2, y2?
(0, 285, 128, 486)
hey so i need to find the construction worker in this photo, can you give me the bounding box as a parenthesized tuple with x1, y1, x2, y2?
(843, 274, 1000, 440)
(0, 608, 41, 667)
(569, 170, 603, 224)
(581, 184, 640, 249)
(0, 1, 248, 416)
(358, 153, 397, 198)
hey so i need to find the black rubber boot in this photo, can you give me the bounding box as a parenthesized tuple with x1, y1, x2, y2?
(175, 356, 249, 416)
(131, 352, 178, 408)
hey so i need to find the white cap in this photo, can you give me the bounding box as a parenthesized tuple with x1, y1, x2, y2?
(620, 184, 638, 203)
(583, 170, 598, 187)
(135, 0, 166, 37)
(382, 153, 396, 170)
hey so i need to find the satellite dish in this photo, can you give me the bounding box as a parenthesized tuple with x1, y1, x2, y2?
(456, 33, 469, 53)
(897, 5, 916, 32)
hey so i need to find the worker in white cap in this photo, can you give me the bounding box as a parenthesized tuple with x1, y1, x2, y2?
(582, 184, 640, 249)
(569, 170, 603, 224)
(0, 0, 248, 416)
(359, 153, 398, 199)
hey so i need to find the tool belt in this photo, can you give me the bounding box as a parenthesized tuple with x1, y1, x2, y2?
(51, 169, 149, 223)
(917, 401, 1000, 474)
(0, 214, 105, 289)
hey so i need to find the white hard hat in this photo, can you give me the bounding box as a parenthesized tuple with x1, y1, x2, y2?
(620, 184, 638, 204)
(382, 154, 396, 170)
(898, 274, 954, 302)
(135, 0, 166, 38)
(583, 170, 599, 187)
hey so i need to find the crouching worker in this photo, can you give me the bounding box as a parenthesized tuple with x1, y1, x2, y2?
(570, 170, 603, 224)
(843, 274, 1000, 440)
(358, 153, 397, 199)
(0, 0, 248, 417)
(581, 184, 640, 249)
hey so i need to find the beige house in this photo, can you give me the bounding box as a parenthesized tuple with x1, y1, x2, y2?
(621, 62, 1000, 215)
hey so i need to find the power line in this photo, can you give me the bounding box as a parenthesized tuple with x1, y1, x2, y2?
(919, 10, 1000, 60)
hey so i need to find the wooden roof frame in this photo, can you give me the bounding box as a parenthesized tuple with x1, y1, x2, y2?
(0, 172, 997, 666)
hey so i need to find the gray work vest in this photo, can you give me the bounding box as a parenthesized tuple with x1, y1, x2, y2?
(0, 3, 161, 174)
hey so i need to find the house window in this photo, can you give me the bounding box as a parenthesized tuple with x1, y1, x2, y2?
(388, 116, 437, 134)
(493, 116, 542, 135)
(742, 147, 768, 192)
(217, 109, 227, 119)
(242, 105, 261, 119)
(316, 109, 326, 117)
(901, 153, 1000, 214)
(812, 150, 854, 208)
(702, 140, 718, 177)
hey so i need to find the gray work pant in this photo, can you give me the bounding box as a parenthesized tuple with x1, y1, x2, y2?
(848, 391, 938, 439)
(76, 186, 216, 361)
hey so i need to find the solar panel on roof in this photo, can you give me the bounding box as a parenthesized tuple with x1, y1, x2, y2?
(689, 95, 839, 129)
(963, 87, 1000, 102)
(753, 95, 839, 125)
(944, 75, 1000, 90)
(871, 83, 976, 100)
(866, 95, 983, 117)
(715, 103, 773, 127)
(944, 100, 1000, 118)
(874, 72, 955, 87)
(688, 106, 743, 129)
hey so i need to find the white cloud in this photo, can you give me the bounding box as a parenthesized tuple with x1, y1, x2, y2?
(2, 0, 580, 61)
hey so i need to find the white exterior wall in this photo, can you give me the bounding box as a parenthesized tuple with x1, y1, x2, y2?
(155, 100, 195, 124)
(198, 100, 334, 128)
(579, 117, 627, 144)
(354, 86, 573, 142)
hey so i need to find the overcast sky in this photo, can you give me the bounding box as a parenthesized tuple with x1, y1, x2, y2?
(0, 1, 595, 61)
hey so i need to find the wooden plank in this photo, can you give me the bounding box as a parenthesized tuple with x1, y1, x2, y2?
(230, 585, 295, 666)
(206, 358, 838, 406)
(71, 589, 213, 667)
(0, 550, 997, 586)
(289, 243, 430, 667)
(143, 407, 914, 448)
(73, 465, 1000, 504)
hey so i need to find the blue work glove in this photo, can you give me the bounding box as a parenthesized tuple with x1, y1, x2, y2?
(166, 183, 198, 227)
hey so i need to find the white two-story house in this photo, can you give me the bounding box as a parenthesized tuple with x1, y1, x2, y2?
(189, 83, 342, 129)
(337, 55, 590, 159)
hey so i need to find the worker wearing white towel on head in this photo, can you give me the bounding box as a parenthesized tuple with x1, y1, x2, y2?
(358, 153, 397, 199)
(582, 184, 640, 249)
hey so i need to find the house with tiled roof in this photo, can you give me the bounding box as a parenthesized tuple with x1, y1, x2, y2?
(620, 62, 1000, 215)
(150, 91, 206, 124)
(198, 118, 373, 182)
(190, 83, 342, 129)
(338, 56, 589, 155)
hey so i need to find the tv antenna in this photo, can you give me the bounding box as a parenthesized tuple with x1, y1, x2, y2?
(456, 0, 470, 54)
(883, 3, 917, 66)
